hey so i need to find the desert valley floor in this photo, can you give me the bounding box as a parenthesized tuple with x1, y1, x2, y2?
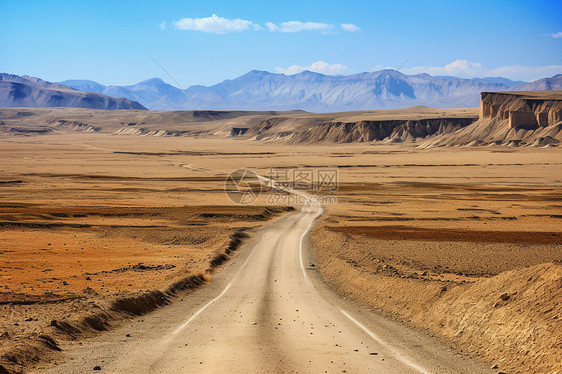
(0, 127, 560, 373)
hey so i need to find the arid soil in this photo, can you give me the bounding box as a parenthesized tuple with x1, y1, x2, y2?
(310, 157, 561, 374)
(0, 130, 560, 373)
(0, 106, 479, 144)
(0, 134, 293, 373)
(37, 204, 492, 374)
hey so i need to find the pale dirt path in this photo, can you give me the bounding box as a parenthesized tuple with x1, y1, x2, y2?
(40, 205, 492, 374)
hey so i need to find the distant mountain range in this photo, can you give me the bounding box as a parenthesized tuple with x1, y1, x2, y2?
(2, 70, 561, 112)
(60, 70, 529, 112)
(60, 71, 561, 112)
(510, 74, 562, 91)
(0, 74, 146, 110)
(59, 77, 199, 110)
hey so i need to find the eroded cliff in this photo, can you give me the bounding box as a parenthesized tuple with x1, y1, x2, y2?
(421, 91, 562, 148)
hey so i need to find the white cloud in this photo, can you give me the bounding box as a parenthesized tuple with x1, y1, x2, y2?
(404, 60, 484, 77)
(173, 14, 260, 34)
(275, 61, 349, 75)
(265, 21, 334, 33)
(171, 15, 361, 35)
(159, 21, 166, 30)
(550, 31, 562, 38)
(340, 23, 361, 32)
(403, 59, 562, 81)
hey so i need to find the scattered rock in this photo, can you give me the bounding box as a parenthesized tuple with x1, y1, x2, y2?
(499, 292, 510, 301)
(93, 366, 101, 371)
(369, 352, 378, 355)
(491, 364, 498, 369)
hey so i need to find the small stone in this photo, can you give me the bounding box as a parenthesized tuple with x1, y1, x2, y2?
(491, 364, 498, 369)
(499, 292, 510, 301)
(93, 366, 101, 371)
(369, 352, 378, 355)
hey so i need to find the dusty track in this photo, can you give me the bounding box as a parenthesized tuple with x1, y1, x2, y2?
(39, 204, 491, 374)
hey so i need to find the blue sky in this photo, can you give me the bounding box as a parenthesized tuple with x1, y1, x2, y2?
(1, 0, 561, 86)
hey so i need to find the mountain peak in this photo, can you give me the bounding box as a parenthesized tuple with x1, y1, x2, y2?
(374, 69, 405, 77)
(137, 77, 167, 85)
(17, 70, 558, 112)
(242, 70, 273, 78)
(0, 73, 146, 110)
(294, 70, 325, 77)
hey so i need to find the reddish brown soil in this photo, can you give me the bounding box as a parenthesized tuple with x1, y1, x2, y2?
(327, 225, 562, 243)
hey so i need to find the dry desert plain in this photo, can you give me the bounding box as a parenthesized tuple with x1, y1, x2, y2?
(0, 108, 561, 373)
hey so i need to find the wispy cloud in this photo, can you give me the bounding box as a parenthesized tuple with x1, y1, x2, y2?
(275, 61, 349, 75)
(340, 23, 361, 32)
(159, 21, 166, 30)
(171, 15, 360, 34)
(265, 21, 334, 33)
(173, 14, 260, 34)
(403, 59, 562, 81)
(404, 60, 484, 76)
(550, 31, 562, 38)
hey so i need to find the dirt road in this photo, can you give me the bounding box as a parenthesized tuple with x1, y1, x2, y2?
(42, 204, 492, 373)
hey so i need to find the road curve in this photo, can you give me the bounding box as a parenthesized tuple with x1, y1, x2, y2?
(42, 205, 492, 374)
